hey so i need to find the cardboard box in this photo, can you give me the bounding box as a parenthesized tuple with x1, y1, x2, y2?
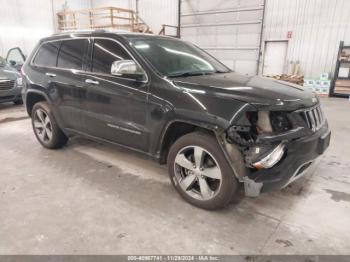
(335, 79, 350, 87)
(334, 86, 350, 95)
(320, 73, 330, 81)
(320, 87, 330, 94)
(338, 67, 350, 78)
(314, 80, 322, 86)
(320, 80, 331, 88)
(304, 79, 315, 86)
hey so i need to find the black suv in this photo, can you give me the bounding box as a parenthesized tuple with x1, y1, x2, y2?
(22, 31, 331, 209)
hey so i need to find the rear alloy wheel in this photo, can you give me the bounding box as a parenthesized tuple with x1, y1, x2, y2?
(168, 132, 238, 210)
(32, 102, 68, 149)
(33, 108, 53, 143)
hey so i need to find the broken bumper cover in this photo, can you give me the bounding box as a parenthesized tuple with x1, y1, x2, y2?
(244, 123, 331, 196)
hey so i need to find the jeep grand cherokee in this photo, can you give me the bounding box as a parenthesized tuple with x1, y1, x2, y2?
(21, 31, 331, 209)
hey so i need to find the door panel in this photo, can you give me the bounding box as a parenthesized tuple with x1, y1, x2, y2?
(84, 74, 149, 151)
(50, 39, 89, 131)
(6, 47, 26, 71)
(262, 41, 288, 76)
(84, 38, 149, 151)
(49, 69, 87, 131)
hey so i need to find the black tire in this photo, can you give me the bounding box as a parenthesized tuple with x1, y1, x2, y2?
(31, 101, 68, 149)
(13, 99, 23, 105)
(167, 132, 238, 210)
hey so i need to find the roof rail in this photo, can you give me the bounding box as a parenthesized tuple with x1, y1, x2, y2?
(52, 29, 107, 36)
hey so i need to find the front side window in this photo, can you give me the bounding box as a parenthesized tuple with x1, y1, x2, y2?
(57, 39, 88, 70)
(128, 37, 230, 77)
(92, 39, 132, 75)
(33, 42, 60, 67)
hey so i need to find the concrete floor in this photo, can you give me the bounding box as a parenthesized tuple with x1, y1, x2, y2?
(0, 98, 349, 255)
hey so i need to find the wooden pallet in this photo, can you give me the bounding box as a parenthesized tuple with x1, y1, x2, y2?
(57, 6, 153, 33)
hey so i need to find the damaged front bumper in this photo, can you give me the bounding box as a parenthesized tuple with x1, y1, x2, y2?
(221, 102, 331, 197)
(244, 123, 331, 196)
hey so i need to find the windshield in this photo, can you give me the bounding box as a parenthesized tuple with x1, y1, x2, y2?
(129, 37, 230, 77)
(0, 56, 6, 67)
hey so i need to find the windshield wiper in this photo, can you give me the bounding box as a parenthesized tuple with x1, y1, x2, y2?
(167, 71, 215, 78)
(215, 70, 229, 73)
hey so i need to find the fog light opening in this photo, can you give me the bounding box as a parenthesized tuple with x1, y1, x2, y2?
(252, 143, 285, 169)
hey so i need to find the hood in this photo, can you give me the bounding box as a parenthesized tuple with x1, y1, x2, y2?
(0, 65, 20, 80)
(172, 72, 318, 110)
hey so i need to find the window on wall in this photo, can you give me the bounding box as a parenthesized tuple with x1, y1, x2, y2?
(33, 42, 60, 67)
(92, 39, 132, 75)
(57, 39, 88, 70)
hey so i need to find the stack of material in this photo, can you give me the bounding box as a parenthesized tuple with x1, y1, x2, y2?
(303, 73, 331, 97)
(265, 61, 304, 85)
(340, 51, 350, 61)
(269, 74, 304, 85)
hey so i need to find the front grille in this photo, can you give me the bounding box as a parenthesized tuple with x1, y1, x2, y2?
(300, 105, 325, 132)
(0, 80, 15, 91)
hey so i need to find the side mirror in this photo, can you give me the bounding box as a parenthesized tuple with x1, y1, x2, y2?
(111, 60, 145, 81)
(9, 60, 17, 67)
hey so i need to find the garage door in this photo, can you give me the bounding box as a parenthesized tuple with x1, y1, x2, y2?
(180, 0, 265, 76)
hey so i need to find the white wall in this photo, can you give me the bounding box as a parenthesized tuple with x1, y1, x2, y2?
(261, 0, 350, 78)
(52, 0, 177, 35)
(0, 0, 178, 57)
(138, 0, 178, 34)
(0, 0, 55, 57)
(92, 0, 135, 10)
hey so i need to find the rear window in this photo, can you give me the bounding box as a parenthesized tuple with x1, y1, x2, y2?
(33, 42, 60, 67)
(57, 39, 88, 70)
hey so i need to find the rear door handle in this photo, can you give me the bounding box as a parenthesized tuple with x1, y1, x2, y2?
(85, 79, 99, 85)
(45, 72, 56, 77)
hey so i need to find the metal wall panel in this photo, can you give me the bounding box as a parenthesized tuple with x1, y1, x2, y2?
(261, 0, 350, 78)
(180, 0, 265, 75)
(137, 0, 179, 35)
(92, 0, 135, 10)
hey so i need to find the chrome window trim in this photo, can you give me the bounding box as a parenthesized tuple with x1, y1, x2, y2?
(30, 36, 149, 84)
(30, 37, 89, 71)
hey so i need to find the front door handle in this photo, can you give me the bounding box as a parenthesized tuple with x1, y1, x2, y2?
(85, 79, 99, 85)
(45, 72, 56, 77)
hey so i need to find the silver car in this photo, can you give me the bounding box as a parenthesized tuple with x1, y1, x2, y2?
(0, 48, 25, 104)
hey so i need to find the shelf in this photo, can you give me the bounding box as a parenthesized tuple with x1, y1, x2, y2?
(331, 93, 350, 98)
(330, 41, 350, 98)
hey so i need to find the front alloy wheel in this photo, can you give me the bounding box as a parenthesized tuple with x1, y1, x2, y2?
(168, 132, 238, 210)
(174, 146, 222, 201)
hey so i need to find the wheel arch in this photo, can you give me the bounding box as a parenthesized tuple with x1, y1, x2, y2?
(25, 90, 50, 117)
(158, 120, 219, 164)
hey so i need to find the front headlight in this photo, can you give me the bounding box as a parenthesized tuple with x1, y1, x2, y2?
(269, 111, 292, 132)
(251, 143, 286, 169)
(16, 77, 23, 86)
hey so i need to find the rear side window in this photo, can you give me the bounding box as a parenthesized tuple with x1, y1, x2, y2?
(33, 42, 60, 67)
(57, 39, 88, 70)
(92, 39, 132, 74)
